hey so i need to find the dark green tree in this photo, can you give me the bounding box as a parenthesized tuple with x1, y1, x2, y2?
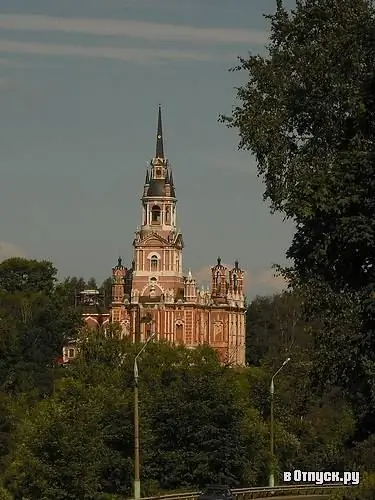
(55, 276, 87, 307)
(0, 260, 82, 396)
(246, 291, 311, 366)
(0, 258, 56, 295)
(221, 0, 375, 437)
(4, 378, 135, 500)
(99, 277, 113, 308)
(87, 277, 98, 290)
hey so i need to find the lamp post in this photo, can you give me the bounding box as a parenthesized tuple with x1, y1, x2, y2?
(269, 357, 290, 488)
(134, 331, 156, 500)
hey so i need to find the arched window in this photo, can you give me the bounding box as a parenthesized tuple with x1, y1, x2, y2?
(176, 322, 184, 343)
(150, 255, 158, 271)
(151, 205, 161, 223)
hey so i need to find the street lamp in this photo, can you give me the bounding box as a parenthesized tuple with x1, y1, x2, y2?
(269, 357, 290, 488)
(134, 331, 156, 500)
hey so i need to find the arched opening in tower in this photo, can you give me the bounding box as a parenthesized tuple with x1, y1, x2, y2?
(151, 205, 161, 224)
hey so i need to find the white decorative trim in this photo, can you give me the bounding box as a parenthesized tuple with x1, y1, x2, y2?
(141, 282, 165, 296)
(147, 251, 161, 259)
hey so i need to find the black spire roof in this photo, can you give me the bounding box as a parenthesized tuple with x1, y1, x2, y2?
(156, 105, 164, 159)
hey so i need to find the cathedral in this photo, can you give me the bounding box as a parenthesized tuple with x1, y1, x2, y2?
(63, 107, 246, 366)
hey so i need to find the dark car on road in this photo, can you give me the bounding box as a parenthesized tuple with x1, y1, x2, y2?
(198, 485, 235, 500)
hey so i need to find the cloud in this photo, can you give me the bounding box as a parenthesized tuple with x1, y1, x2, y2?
(194, 265, 215, 284)
(0, 39, 223, 63)
(255, 268, 287, 292)
(0, 14, 268, 45)
(0, 242, 26, 261)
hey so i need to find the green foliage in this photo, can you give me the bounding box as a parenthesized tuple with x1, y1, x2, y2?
(222, 0, 375, 440)
(99, 277, 113, 308)
(0, 256, 372, 496)
(246, 291, 311, 366)
(4, 379, 135, 499)
(295, 390, 356, 471)
(145, 349, 262, 489)
(55, 276, 87, 307)
(0, 487, 12, 500)
(0, 258, 57, 295)
(330, 473, 375, 500)
(0, 259, 82, 397)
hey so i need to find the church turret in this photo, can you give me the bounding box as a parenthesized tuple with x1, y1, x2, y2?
(228, 260, 245, 307)
(229, 260, 244, 295)
(184, 269, 197, 303)
(112, 257, 127, 304)
(211, 257, 228, 301)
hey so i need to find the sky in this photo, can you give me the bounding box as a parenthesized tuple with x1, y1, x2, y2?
(0, 0, 296, 298)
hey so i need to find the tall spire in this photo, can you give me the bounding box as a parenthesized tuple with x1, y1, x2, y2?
(156, 104, 164, 159)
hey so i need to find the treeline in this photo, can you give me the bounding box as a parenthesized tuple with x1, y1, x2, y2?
(0, 257, 373, 498)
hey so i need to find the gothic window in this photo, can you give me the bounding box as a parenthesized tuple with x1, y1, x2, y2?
(150, 255, 158, 272)
(151, 205, 161, 223)
(68, 348, 75, 358)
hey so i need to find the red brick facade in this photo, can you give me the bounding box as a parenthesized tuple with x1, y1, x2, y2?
(106, 107, 246, 366)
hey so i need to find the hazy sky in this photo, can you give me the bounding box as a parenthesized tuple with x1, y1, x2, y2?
(0, 0, 296, 298)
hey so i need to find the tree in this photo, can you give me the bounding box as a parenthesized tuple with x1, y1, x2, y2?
(99, 277, 113, 308)
(0, 259, 82, 397)
(246, 291, 311, 366)
(55, 276, 87, 307)
(221, 0, 375, 437)
(87, 277, 98, 290)
(0, 258, 56, 295)
(4, 378, 135, 499)
(330, 473, 375, 500)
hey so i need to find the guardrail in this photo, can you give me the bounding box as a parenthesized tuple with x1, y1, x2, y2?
(137, 483, 345, 500)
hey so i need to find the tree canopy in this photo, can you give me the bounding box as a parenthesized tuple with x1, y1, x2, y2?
(221, 0, 375, 440)
(0, 256, 371, 497)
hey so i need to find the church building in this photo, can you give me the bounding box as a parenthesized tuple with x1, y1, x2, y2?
(64, 107, 246, 366)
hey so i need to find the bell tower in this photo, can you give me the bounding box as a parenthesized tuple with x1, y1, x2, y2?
(131, 106, 184, 301)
